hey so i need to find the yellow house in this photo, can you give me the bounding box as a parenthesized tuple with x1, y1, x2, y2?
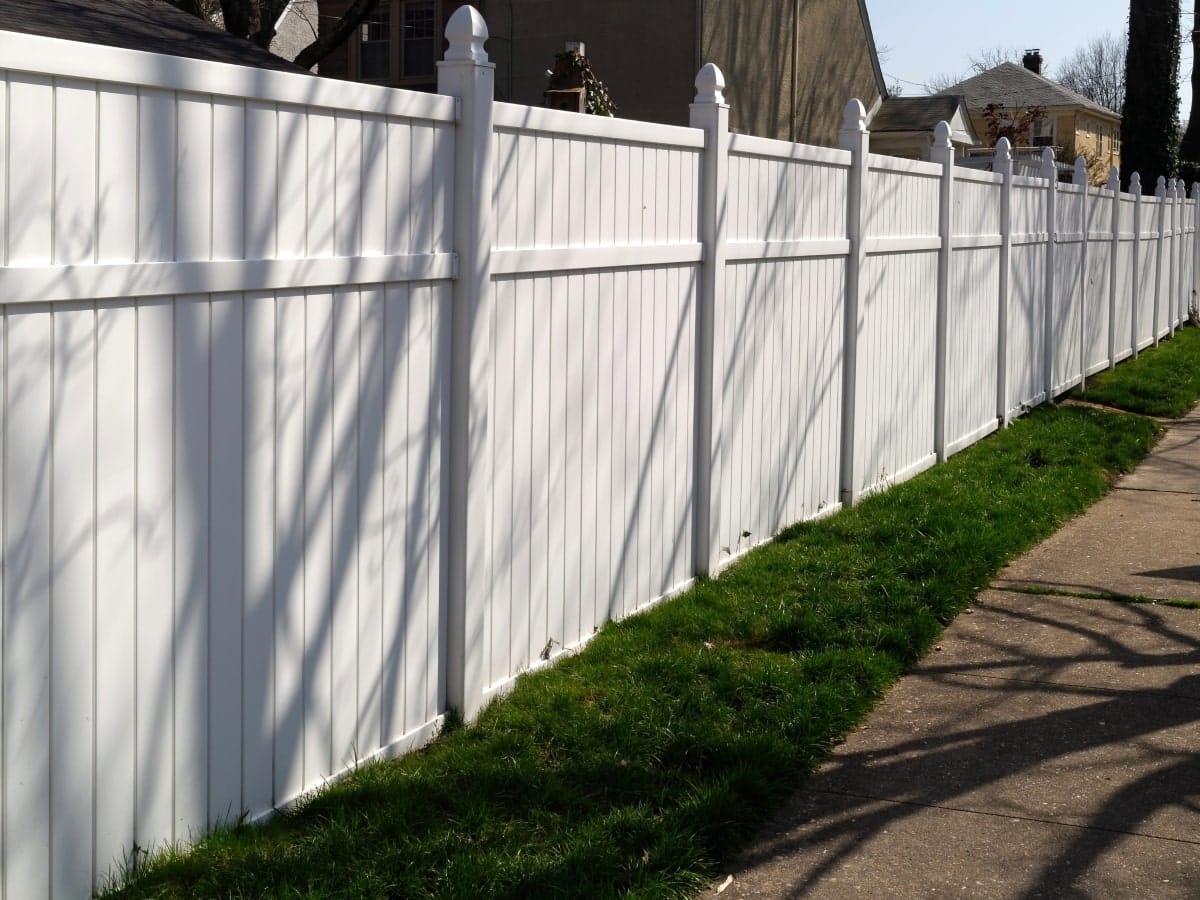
(943, 52, 1120, 184)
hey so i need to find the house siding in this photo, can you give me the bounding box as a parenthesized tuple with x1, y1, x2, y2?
(701, 0, 883, 145)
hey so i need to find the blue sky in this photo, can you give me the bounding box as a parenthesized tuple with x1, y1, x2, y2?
(864, 0, 1194, 115)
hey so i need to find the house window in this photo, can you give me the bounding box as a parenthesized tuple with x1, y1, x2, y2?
(359, 6, 391, 81)
(352, 0, 440, 84)
(402, 1, 436, 78)
(1031, 115, 1054, 148)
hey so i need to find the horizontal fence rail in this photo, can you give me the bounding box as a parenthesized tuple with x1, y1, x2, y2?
(0, 7, 1197, 897)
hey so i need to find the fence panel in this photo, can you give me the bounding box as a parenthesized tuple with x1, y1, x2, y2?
(1114, 193, 1137, 360)
(946, 170, 1002, 453)
(1007, 176, 1049, 413)
(0, 43, 452, 896)
(1052, 183, 1085, 394)
(484, 105, 701, 698)
(1084, 189, 1113, 375)
(1137, 198, 1158, 350)
(854, 156, 940, 494)
(716, 137, 847, 560)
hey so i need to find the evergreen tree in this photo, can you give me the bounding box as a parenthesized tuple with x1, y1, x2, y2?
(1179, 2, 1200, 185)
(1121, 0, 1180, 191)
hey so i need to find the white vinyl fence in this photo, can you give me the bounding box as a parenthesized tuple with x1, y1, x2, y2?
(0, 7, 1196, 897)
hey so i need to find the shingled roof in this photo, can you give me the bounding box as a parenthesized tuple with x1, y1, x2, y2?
(942, 62, 1118, 119)
(870, 95, 968, 133)
(0, 0, 309, 74)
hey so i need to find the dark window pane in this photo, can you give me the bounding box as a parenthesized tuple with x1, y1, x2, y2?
(402, 0, 435, 78)
(360, 6, 391, 80)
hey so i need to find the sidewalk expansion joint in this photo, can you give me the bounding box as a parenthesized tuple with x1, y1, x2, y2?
(1112, 485, 1200, 496)
(988, 584, 1200, 611)
(935, 670, 1200, 705)
(810, 788, 1200, 847)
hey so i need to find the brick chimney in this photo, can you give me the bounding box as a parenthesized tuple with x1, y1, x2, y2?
(1022, 49, 1043, 75)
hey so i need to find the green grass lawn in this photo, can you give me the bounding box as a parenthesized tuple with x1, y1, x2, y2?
(1072, 324, 1200, 417)
(104, 333, 1200, 900)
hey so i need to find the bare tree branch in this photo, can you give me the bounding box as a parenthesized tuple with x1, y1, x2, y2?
(294, 0, 383, 71)
(1056, 32, 1126, 113)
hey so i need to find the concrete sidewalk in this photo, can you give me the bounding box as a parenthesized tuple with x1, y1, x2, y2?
(719, 406, 1200, 899)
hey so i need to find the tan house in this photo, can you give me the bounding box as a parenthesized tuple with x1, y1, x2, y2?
(317, 0, 886, 147)
(868, 95, 978, 160)
(942, 51, 1121, 184)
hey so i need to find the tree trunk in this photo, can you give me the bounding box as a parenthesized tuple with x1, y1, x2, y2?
(1121, 0, 1181, 191)
(1179, 3, 1200, 181)
(294, 0, 382, 71)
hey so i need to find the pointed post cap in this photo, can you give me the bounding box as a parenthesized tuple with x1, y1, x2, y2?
(933, 121, 952, 149)
(993, 136, 1012, 163)
(444, 4, 489, 63)
(841, 98, 867, 134)
(1040, 146, 1056, 178)
(1130, 171, 1142, 194)
(1106, 165, 1120, 191)
(694, 63, 726, 105)
(1156, 174, 1167, 197)
(1073, 156, 1088, 185)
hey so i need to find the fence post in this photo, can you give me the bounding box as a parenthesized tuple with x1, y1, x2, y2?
(1107, 166, 1120, 369)
(1074, 157, 1088, 390)
(1153, 175, 1166, 346)
(838, 99, 869, 506)
(437, 4, 495, 720)
(931, 121, 954, 462)
(689, 64, 729, 578)
(1193, 183, 1200, 318)
(1176, 179, 1186, 327)
(1169, 179, 1179, 335)
(1132, 173, 1142, 358)
(1042, 147, 1057, 401)
(995, 138, 1013, 424)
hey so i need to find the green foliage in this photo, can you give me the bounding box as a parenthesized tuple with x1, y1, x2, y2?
(546, 50, 618, 117)
(1072, 326, 1200, 417)
(1121, 0, 1181, 189)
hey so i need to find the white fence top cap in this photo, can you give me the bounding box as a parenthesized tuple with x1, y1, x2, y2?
(694, 63, 726, 105)
(994, 136, 1012, 161)
(933, 121, 952, 148)
(445, 4, 489, 63)
(841, 99, 867, 134)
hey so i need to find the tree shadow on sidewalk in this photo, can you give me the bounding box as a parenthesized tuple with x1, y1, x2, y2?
(731, 596, 1200, 898)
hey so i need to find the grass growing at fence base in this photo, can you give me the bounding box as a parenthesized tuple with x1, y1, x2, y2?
(104, 404, 1158, 900)
(1071, 325, 1200, 417)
